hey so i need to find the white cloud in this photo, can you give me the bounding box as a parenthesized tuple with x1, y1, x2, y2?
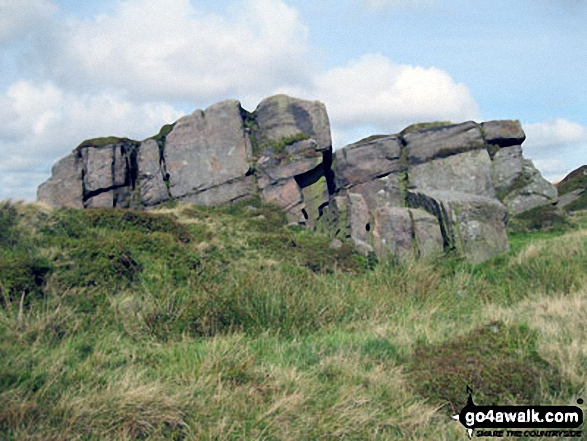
(43, 0, 312, 106)
(524, 118, 587, 150)
(532, 159, 569, 183)
(0, 0, 483, 200)
(0, 80, 182, 201)
(0, 0, 56, 45)
(280, 54, 479, 147)
(1, 0, 315, 201)
(522, 118, 587, 182)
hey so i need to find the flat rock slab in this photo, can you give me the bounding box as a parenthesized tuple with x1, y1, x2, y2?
(179, 176, 254, 206)
(408, 190, 509, 263)
(481, 120, 525, 147)
(255, 95, 331, 152)
(165, 100, 253, 203)
(404, 121, 485, 165)
(409, 149, 496, 198)
(334, 135, 402, 188)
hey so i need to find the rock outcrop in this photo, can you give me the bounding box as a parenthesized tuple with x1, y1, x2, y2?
(329, 122, 501, 263)
(250, 95, 332, 227)
(483, 120, 558, 215)
(556, 165, 587, 212)
(38, 96, 558, 263)
(324, 120, 559, 262)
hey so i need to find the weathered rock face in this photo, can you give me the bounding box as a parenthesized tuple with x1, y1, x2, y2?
(251, 94, 333, 226)
(334, 135, 402, 188)
(328, 120, 557, 262)
(38, 95, 332, 228)
(407, 191, 508, 263)
(165, 100, 254, 205)
(78, 139, 141, 209)
(501, 160, 558, 215)
(136, 139, 169, 207)
(482, 120, 558, 215)
(37, 153, 84, 208)
(330, 122, 506, 262)
(37, 97, 557, 263)
(255, 94, 332, 153)
(492, 144, 524, 194)
(404, 121, 486, 165)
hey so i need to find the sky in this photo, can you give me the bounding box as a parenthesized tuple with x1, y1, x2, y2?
(1, 0, 586, 201)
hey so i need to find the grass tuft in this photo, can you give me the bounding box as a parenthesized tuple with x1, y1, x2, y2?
(407, 322, 564, 413)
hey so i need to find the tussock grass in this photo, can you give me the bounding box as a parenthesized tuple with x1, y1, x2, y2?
(1, 200, 586, 439)
(484, 288, 587, 391)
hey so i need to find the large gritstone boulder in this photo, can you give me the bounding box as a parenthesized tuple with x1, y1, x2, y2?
(37, 152, 84, 208)
(500, 160, 558, 215)
(404, 121, 487, 165)
(164, 100, 255, 205)
(329, 122, 509, 262)
(407, 191, 509, 264)
(251, 95, 333, 227)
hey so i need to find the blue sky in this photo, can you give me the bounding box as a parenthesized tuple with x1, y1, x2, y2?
(1, 0, 586, 201)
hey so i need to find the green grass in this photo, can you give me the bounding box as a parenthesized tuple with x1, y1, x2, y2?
(507, 204, 569, 233)
(353, 134, 391, 144)
(557, 165, 587, 212)
(399, 121, 453, 136)
(1, 200, 586, 440)
(75, 136, 139, 151)
(148, 123, 176, 142)
(557, 165, 587, 196)
(254, 133, 311, 158)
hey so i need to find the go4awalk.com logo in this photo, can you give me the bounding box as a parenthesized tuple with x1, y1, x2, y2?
(452, 386, 584, 439)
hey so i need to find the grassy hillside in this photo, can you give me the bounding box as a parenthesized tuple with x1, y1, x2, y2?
(557, 165, 587, 212)
(1, 200, 586, 440)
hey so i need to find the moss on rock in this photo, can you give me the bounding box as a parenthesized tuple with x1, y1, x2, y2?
(399, 121, 453, 137)
(255, 133, 311, 158)
(75, 136, 138, 151)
